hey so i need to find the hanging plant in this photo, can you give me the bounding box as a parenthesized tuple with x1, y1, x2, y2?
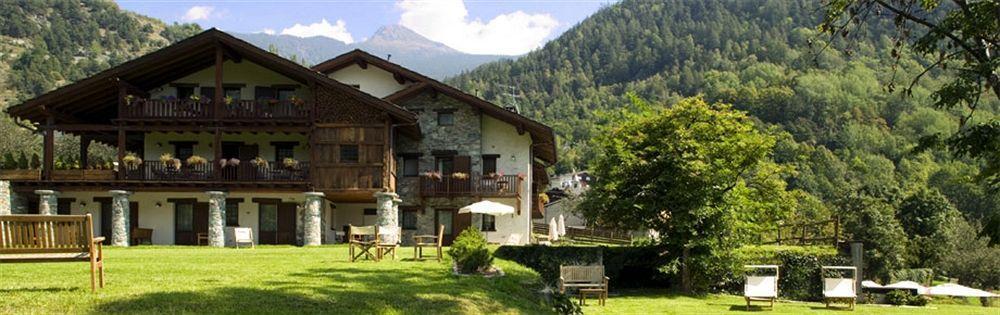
(228, 158, 241, 167)
(224, 95, 234, 105)
(159, 153, 174, 164)
(451, 172, 469, 180)
(218, 158, 229, 168)
(283, 157, 299, 169)
(186, 155, 207, 166)
(421, 171, 443, 181)
(251, 157, 269, 168)
(122, 153, 143, 167)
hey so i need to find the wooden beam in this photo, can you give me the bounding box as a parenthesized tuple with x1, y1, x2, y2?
(117, 129, 125, 180)
(43, 116, 55, 180)
(80, 136, 91, 169)
(214, 44, 224, 120)
(356, 59, 368, 69)
(213, 128, 222, 181)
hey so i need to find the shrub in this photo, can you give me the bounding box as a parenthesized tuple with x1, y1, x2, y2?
(939, 220, 1000, 289)
(448, 228, 493, 274)
(2, 152, 16, 169)
(885, 290, 928, 306)
(29, 153, 41, 169)
(494, 245, 671, 289)
(17, 152, 29, 169)
(724, 245, 850, 301)
(548, 292, 582, 315)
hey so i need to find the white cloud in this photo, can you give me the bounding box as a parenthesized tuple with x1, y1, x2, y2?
(397, 0, 558, 55)
(182, 6, 214, 21)
(261, 28, 276, 35)
(280, 19, 355, 44)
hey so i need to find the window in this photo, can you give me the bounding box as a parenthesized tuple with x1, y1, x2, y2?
(259, 203, 277, 232)
(482, 155, 499, 175)
(273, 142, 296, 161)
(401, 209, 418, 230)
(437, 111, 455, 126)
(224, 87, 242, 100)
(340, 145, 359, 163)
(436, 157, 454, 175)
(481, 214, 496, 232)
(225, 202, 239, 227)
(400, 154, 420, 177)
(276, 88, 296, 101)
(173, 142, 195, 161)
(176, 86, 195, 99)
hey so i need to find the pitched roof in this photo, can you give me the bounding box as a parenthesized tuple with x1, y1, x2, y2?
(313, 49, 557, 165)
(6, 29, 416, 125)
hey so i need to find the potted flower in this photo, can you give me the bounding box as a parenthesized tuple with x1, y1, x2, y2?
(159, 153, 174, 166)
(186, 155, 207, 166)
(484, 171, 503, 180)
(421, 171, 443, 181)
(290, 95, 304, 106)
(251, 157, 269, 168)
(124, 94, 135, 106)
(189, 94, 201, 103)
(123, 153, 143, 168)
(282, 157, 299, 170)
(451, 172, 469, 180)
(228, 158, 240, 167)
(218, 158, 229, 168)
(224, 95, 234, 105)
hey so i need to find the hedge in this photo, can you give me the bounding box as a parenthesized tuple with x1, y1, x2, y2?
(494, 245, 671, 289)
(724, 245, 851, 301)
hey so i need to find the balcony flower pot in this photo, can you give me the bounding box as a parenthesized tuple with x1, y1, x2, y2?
(227, 158, 240, 167)
(282, 158, 300, 170)
(84, 169, 115, 180)
(251, 157, 269, 168)
(160, 153, 174, 164)
(52, 170, 85, 180)
(421, 171, 443, 181)
(451, 172, 469, 180)
(484, 172, 503, 180)
(0, 169, 40, 180)
(123, 153, 143, 168)
(186, 155, 208, 166)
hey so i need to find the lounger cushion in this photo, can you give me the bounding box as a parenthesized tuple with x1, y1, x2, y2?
(823, 278, 857, 298)
(745, 276, 778, 298)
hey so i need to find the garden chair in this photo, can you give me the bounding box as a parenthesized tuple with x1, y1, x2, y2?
(131, 227, 153, 245)
(234, 227, 254, 248)
(559, 265, 609, 306)
(744, 265, 779, 309)
(377, 226, 401, 260)
(822, 266, 857, 310)
(413, 224, 444, 261)
(349, 225, 379, 262)
(0, 214, 105, 292)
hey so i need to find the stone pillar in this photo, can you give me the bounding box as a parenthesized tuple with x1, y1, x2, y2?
(374, 191, 401, 244)
(302, 192, 324, 246)
(34, 190, 59, 215)
(109, 190, 131, 246)
(206, 191, 227, 247)
(0, 181, 11, 215)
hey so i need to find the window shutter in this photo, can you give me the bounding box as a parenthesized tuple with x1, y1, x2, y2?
(454, 155, 471, 174)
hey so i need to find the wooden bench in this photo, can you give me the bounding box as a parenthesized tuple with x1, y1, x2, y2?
(559, 265, 609, 306)
(0, 214, 106, 292)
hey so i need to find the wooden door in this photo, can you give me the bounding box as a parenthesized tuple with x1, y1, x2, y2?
(453, 155, 471, 192)
(130, 202, 139, 231)
(259, 202, 278, 245)
(175, 202, 208, 245)
(276, 203, 297, 245)
(436, 209, 472, 245)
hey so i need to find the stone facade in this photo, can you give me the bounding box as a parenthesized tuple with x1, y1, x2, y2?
(206, 191, 226, 247)
(109, 190, 131, 246)
(34, 190, 59, 215)
(10, 192, 28, 214)
(302, 192, 324, 246)
(0, 181, 10, 215)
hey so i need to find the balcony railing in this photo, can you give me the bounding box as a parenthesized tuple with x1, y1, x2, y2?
(120, 98, 311, 120)
(419, 173, 521, 197)
(123, 160, 309, 182)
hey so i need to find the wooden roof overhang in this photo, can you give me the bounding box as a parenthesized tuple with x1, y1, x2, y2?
(313, 50, 557, 166)
(5, 29, 419, 135)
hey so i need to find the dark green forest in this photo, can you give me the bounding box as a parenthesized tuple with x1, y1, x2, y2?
(0, 0, 201, 161)
(450, 0, 999, 286)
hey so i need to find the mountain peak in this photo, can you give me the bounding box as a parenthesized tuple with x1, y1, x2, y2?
(364, 24, 456, 54)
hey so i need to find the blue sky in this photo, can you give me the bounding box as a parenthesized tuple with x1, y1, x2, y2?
(116, 0, 614, 55)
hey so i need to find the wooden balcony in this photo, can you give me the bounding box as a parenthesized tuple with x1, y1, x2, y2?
(119, 98, 311, 121)
(123, 160, 309, 182)
(419, 173, 521, 197)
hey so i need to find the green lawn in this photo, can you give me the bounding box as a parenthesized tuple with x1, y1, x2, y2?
(1, 245, 550, 314)
(581, 289, 997, 315)
(3, 246, 996, 314)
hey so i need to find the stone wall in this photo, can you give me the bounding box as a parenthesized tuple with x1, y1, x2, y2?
(0, 181, 9, 215)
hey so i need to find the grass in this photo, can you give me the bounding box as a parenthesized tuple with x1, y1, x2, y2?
(4, 246, 996, 314)
(0, 245, 550, 314)
(581, 289, 998, 315)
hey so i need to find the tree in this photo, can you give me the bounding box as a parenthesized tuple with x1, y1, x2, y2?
(819, 0, 1000, 190)
(898, 188, 961, 267)
(837, 193, 909, 281)
(580, 96, 793, 292)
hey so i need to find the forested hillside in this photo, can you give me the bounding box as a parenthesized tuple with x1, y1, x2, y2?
(0, 0, 201, 159)
(452, 0, 1000, 283)
(451, 0, 998, 218)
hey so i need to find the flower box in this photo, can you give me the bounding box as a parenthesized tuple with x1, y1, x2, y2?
(0, 169, 40, 180)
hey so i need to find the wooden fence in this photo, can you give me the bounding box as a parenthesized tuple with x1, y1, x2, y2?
(759, 217, 841, 247)
(533, 223, 632, 245)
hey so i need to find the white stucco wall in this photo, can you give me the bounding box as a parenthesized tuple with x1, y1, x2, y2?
(326, 64, 414, 98)
(61, 191, 324, 245)
(480, 115, 534, 245)
(148, 60, 310, 100)
(141, 132, 308, 162)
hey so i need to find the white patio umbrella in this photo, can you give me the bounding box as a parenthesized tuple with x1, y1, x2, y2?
(928, 283, 999, 297)
(884, 281, 929, 295)
(458, 200, 515, 216)
(558, 214, 567, 236)
(549, 217, 559, 242)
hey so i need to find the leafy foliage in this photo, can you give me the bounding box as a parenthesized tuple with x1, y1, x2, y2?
(578, 96, 793, 291)
(493, 245, 672, 289)
(939, 220, 1000, 289)
(885, 289, 928, 306)
(447, 228, 493, 274)
(898, 189, 962, 267)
